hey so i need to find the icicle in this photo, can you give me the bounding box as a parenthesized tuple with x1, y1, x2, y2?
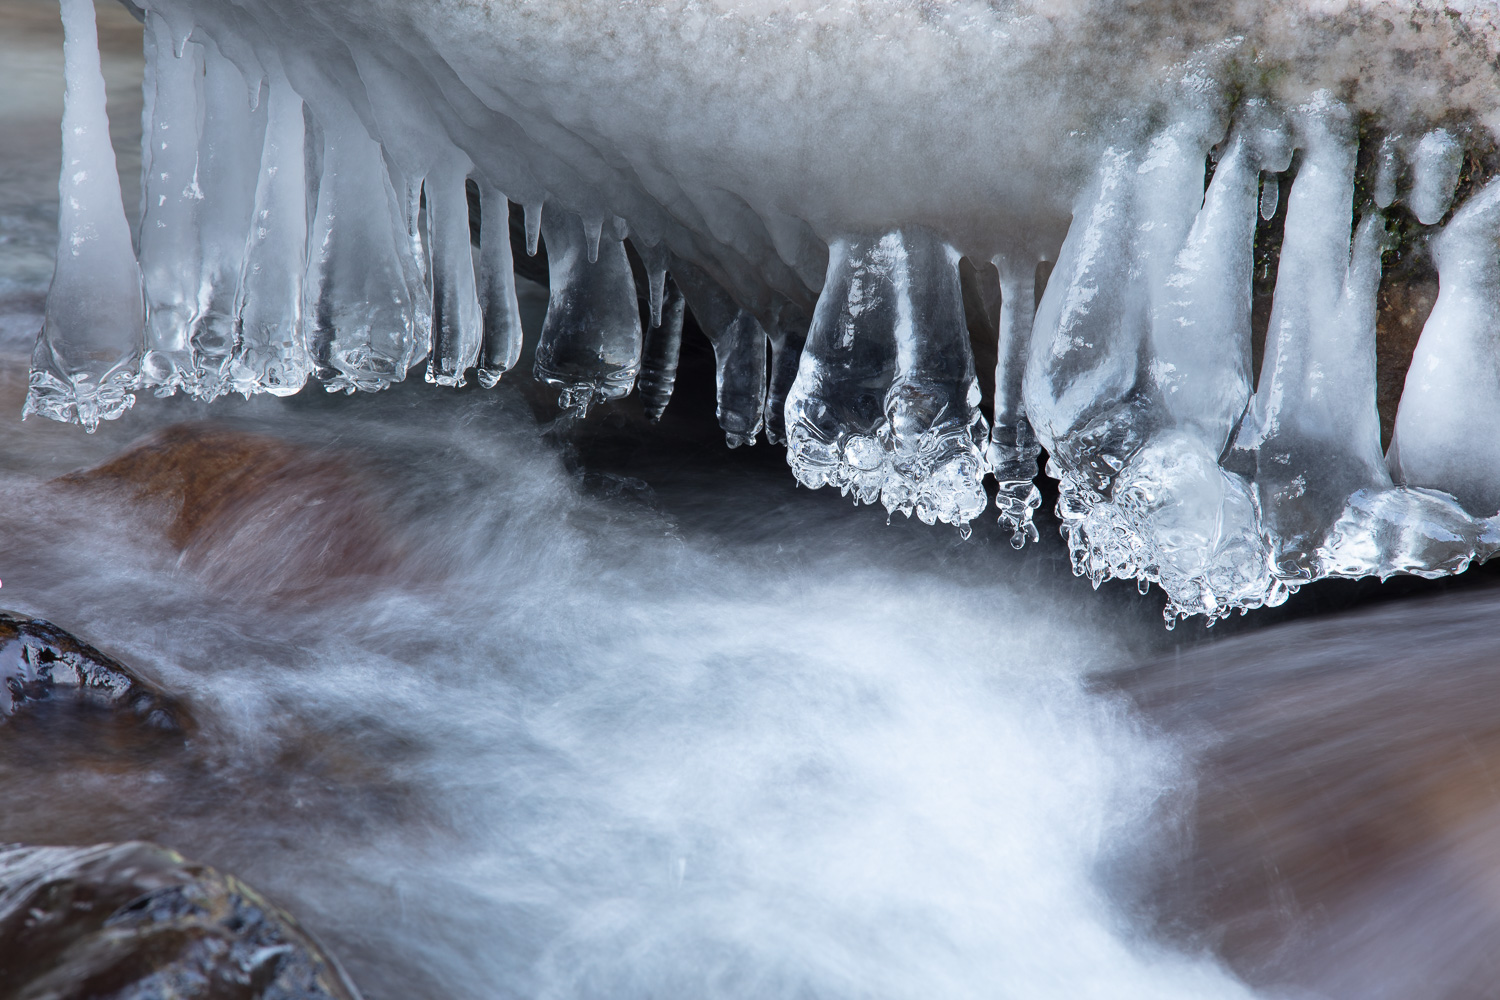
(185, 38, 263, 400)
(524, 202, 542, 257)
(1236, 96, 1475, 580)
(1372, 133, 1401, 210)
(674, 262, 768, 447)
(228, 68, 310, 397)
(880, 228, 989, 527)
(782, 234, 901, 503)
(1258, 172, 1279, 220)
(763, 303, 808, 446)
(1026, 119, 1206, 489)
(136, 15, 204, 397)
(987, 255, 1041, 548)
(1234, 98, 1370, 576)
(1389, 178, 1500, 516)
(638, 241, 670, 328)
(532, 205, 643, 414)
(424, 156, 483, 387)
(638, 274, 685, 421)
(1117, 104, 1290, 617)
(1025, 111, 1226, 604)
(583, 216, 603, 265)
(26, 0, 144, 430)
(476, 180, 525, 387)
(299, 74, 423, 394)
(1152, 105, 1288, 452)
(1410, 128, 1463, 226)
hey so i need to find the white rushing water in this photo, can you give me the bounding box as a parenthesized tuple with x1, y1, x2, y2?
(0, 6, 1271, 996)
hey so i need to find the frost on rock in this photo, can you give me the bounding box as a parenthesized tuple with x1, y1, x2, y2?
(20, 0, 1500, 619)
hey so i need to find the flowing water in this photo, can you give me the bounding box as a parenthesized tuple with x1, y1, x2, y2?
(4, 4, 1500, 999)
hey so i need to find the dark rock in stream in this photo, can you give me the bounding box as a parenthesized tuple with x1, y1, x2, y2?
(0, 841, 361, 999)
(0, 610, 190, 735)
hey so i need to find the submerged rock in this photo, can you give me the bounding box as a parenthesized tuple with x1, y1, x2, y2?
(1109, 590, 1500, 1000)
(0, 609, 189, 734)
(55, 423, 403, 599)
(0, 841, 361, 999)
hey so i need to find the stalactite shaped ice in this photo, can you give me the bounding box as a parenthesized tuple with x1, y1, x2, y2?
(783, 234, 902, 504)
(1372, 133, 1401, 211)
(476, 182, 524, 387)
(674, 263, 768, 448)
(25, 0, 144, 431)
(227, 69, 310, 397)
(987, 256, 1042, 548)
(1025, 105, 1301, 621)
(424, 157, 483, 387)
(186, 39, 264, 401)
(1234, 99, 1387, 578)
(1389, 178, 1500, 517)
(1024, 139, 1152, 488)
(1409, 129, 1463, 226)
(1026, 114, 1222, 601)
(637, 274, 685, 422)
(300, 76, 424, 394)
(880, 229, 989, 527)
(1237, 98, 1479, 583)
(533, 206, 643, 414)
(763, 305, 808, 447)
(1312, 216, 1480, 581)
(136, 14, 203, 396)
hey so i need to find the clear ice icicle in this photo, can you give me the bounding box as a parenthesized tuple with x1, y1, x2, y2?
(26, 0, 143, 430)
(783, 234, 902, 503)
(186, 38, 263, 400)
(1026, 120, 1206, 488)
(532, 206, 643, 414)
(425, 157, 483, 387)
(1237, 98, 1477, 581)
(763, 304, 808, 446)
(476, 181, 525, 387)
(1389, 177, 1500, 517)
(1234, 99, 1382, 576)
(1410, 129, 1463, 226)
(1111, 108, 1291, 619)
(879, 228, 989, 527)
(637, 273, 685, 421)
(301, 77, 423, 394)
(1372, 133, 1401, 210)
(228, 69, 310, 397)
(136, 15, 204, 397)
(987, 256, 1041, 547)
(674, 262, 768, 447)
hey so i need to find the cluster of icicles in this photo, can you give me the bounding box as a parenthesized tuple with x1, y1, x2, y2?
(26, 0, 1500, 624)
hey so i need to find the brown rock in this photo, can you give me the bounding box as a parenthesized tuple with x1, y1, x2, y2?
(1109, 592, 1500, 999)
(0, 841, 361, 1000)
(54, 424, 403, 600)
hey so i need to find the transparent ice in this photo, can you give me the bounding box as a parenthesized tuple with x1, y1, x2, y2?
(532, 206, 643, 415)
(25, 0, 144, 431)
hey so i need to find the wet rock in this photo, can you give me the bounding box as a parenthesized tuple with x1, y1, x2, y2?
(55, 424, 402, 599)
(0, 610, 189, 735)
(1108, 590, 1500, 1000)
(0, 841, 361, 999)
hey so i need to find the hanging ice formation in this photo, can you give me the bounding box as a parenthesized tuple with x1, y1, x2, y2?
(22, 0, 1500, 621)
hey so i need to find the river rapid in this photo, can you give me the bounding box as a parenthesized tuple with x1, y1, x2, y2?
(4, 4, 1500, 999)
